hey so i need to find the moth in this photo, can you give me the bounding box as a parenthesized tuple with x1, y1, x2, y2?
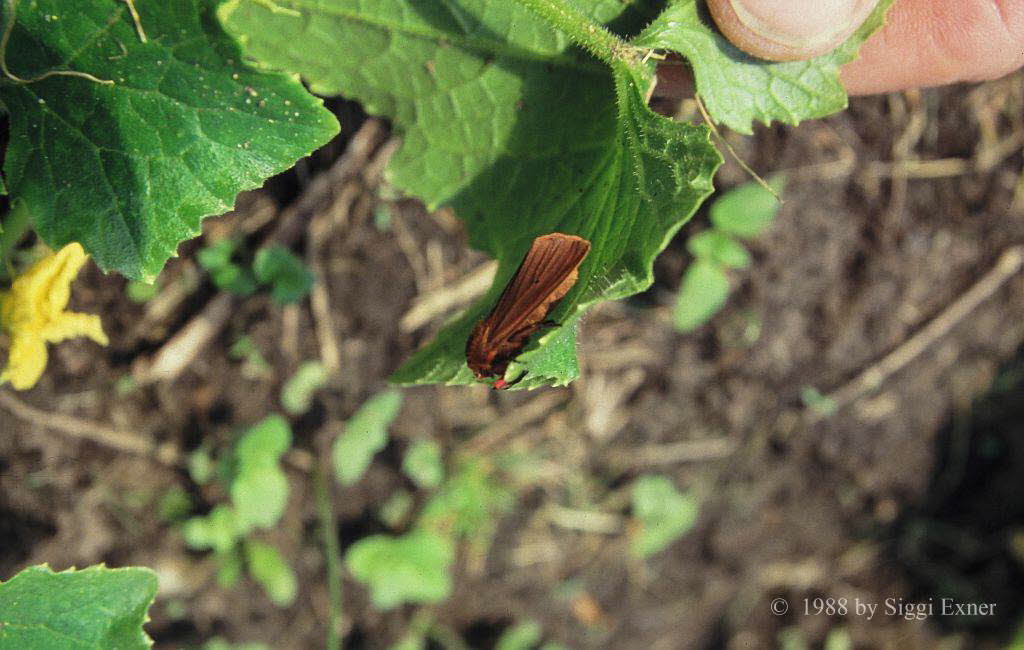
(466, 232, 591, 389)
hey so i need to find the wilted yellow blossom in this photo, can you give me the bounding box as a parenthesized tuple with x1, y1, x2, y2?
(0, 243, 107, 390)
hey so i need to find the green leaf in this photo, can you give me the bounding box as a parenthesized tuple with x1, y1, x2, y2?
(157, 486, 193, 523)
(280, 361, 328, 415)
(126, 279, 159, 303)
(800, 386, 837, 417)
(234, 415, 292, 470)
(379, 490, 415, 528)
(687, 230, 750, 269)
(630, 475, 699, 557)
(345, 529, 454, 610)
(229, 416, 291, 529)
(673, 259, 731, 332)
(188, 448, 215, 485)
(216, 547, 245, 589)
(253, 244, 314, 305)
(183, 505, 242, 553)
(0, 0, 338, 280)
(420, 460, 513, 541)
(243, 540, 298, 607)
(210, 264, 258, 296)
(496, 620, 543, 650)
(635, 1, 894, 134)
(197, 239, 238, 272)
(219, 0, 721, 389)
(402, 439, 444, 490)
(709, 177, 786, 239)
(0, 564, 157, 649)
(230, 465, 289, 530)
(332, 389, 403, 486)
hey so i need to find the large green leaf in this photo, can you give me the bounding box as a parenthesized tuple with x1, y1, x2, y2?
(634, 0, 894, 134)
(0, 0, 338, 280)
(0, 564, 157, 649)
(218, 0, 722, 389)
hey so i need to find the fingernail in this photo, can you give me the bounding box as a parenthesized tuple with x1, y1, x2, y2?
(727, 0, 876, 58)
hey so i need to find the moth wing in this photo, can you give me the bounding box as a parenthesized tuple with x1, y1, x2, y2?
(485, 234, 590, 343)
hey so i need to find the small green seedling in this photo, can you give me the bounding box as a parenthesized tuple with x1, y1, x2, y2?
(228, 335, 272, 380)
(630, 475, 699, 558)
(345, 529, 454, 610)
(801, 386, 838, 417)
(183, 415, 297, 606)
(334, 392, 513, 612)
(198, 238, 258, 297)
(253, 244, 315, 305)
(344, 458, 513, 609)
(402, 439, 444, 490)
(199, 240, 314, 304)
(126, 278, 159, 303)
(281, 360, 329, 415)
(495, 620, 543, 650)
(332, 389, 404, 486)
(674, 176, 785, 332)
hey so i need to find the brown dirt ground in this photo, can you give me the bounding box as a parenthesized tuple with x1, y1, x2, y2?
(1, 71, 1024, 650)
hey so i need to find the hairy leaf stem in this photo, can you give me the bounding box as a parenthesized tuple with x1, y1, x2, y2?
(513, 0, 639, 66)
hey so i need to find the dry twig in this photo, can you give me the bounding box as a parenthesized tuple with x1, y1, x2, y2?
(809, 245, 1024, 422)
(0, 390, 182, 465)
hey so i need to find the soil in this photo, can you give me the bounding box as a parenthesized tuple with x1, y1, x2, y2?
(1, 70, 1023, 650)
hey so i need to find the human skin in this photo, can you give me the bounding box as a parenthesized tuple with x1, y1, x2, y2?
(658, 0, 1024, 96)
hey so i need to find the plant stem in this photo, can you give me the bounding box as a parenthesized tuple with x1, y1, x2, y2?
(0, 201, 32, 281)
(513, 0, 636, 65)
(314, 466, 343, 650)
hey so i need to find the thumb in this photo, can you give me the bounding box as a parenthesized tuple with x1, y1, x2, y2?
(707, 0, 879, 61)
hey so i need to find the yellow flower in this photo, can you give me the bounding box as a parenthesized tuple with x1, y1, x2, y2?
(0, 243, 108, 390)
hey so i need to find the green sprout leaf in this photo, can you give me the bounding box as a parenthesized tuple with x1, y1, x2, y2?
(709, 177, 786, 239)
(496, 620, 543, 650)
(198, 240, 258, 296)
(687, 230, 750, 269)
(230, 465, 289, 531)
(332, 389, 403, 486)
(420, 459, 513, 541)
(800, 386, 838, 417)
(158, 486, 194, 523)
(126, 279, 160, 303)
(345, 529, 454, 610)
(630, 475, 699, 557)
(216, 546, 245, 589)
(0, 564, 158, 650)
(402, 439, 444, 491)
(184, 504, 243, 553)
(231, 415, 292, 530)
(253, 245, 314, 305)
(280, 361, 328, 416)
(634, 1, 894, 134)
(244, 540, 298, 607)
(0, 0, 338, 280)
(234, 415, 292, 470)
(673, 260, 731, 332)
(219, 0, 721, 389)
(379, 490, 415, 529)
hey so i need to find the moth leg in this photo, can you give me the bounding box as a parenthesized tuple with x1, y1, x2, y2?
(497, 370, 528, 389)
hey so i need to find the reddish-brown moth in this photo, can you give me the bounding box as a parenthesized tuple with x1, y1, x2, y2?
(466, 233, 591, 389)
